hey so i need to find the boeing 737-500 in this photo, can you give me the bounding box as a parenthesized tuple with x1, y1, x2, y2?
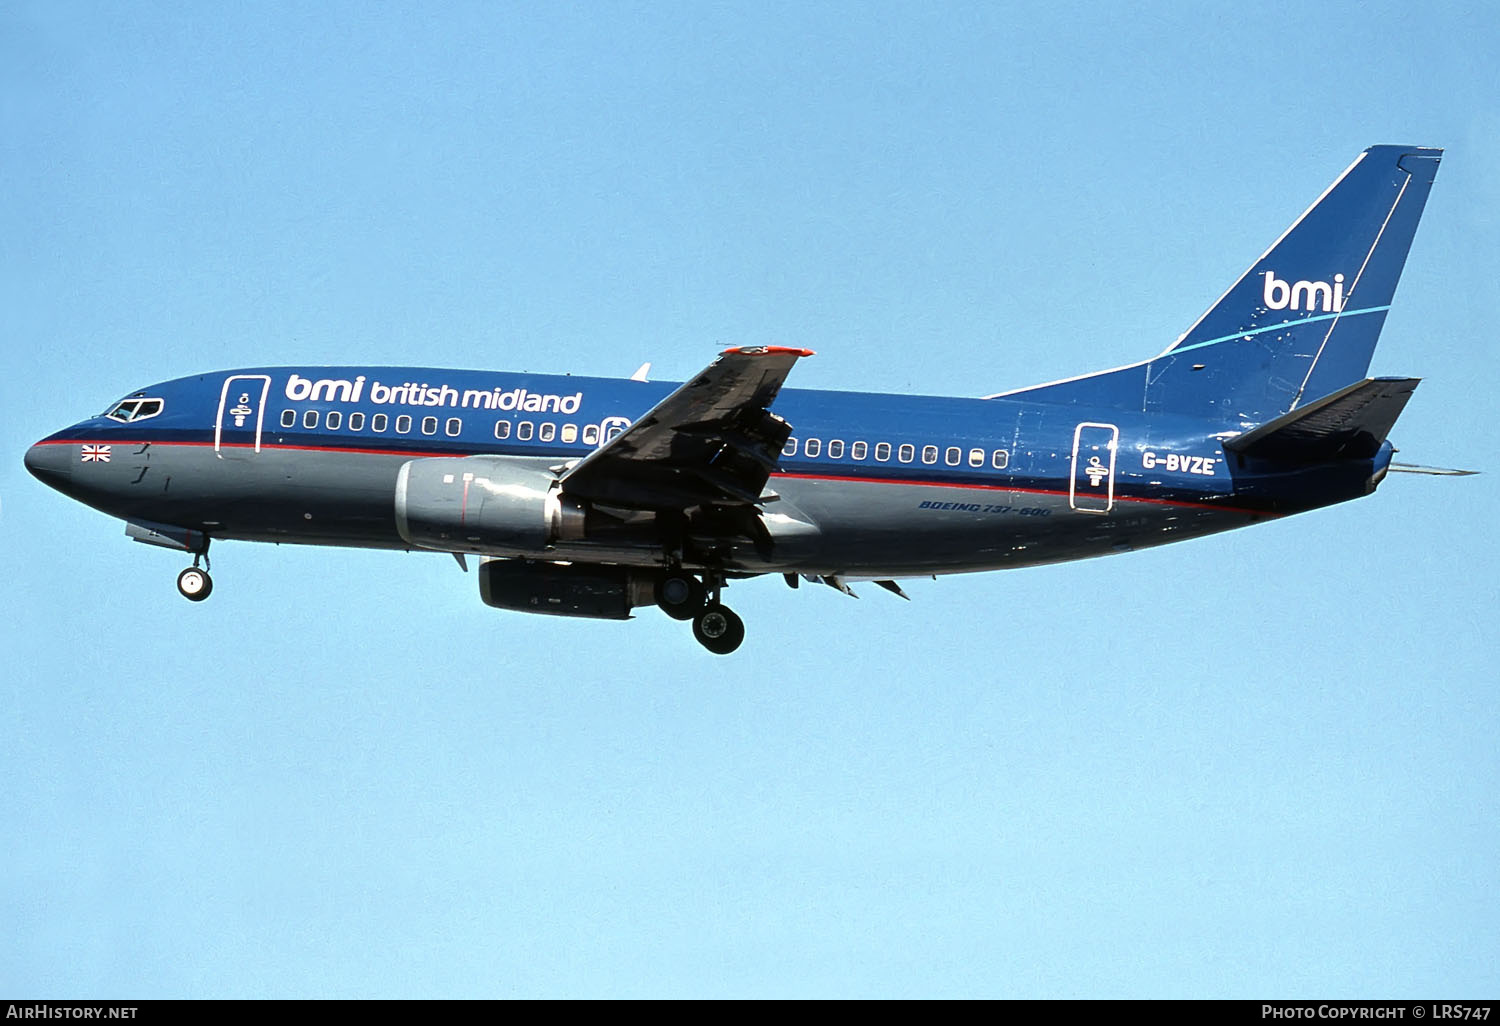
(25, 145, 1465, 653)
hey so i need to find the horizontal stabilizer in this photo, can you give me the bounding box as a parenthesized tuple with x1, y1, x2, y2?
(1223, 377, 1420, 462)
(1388, 462, 1479, 476)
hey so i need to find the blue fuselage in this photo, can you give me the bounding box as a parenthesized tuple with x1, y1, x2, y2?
(26, 365, 1389, 577)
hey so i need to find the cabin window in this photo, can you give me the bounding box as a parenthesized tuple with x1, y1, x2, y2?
(992, 449, 1008, 469)
(517, 421, 534, 440)
(899, 443, 915, 463)
(582, 424, 599, 445)
(303, 410, 318, 429)
(945, 446, 961, 466)
(561, 424, 578, 444)
(326, 411, 342, 431)
(828, 440, 845, 459)
(280, 410, 296, 428)
(922, 445, 938, 465)
(349, 412, 365, 431)
(494, 420, 511, 440)
(420, 416, 437, 435)
(372, 413, 388, 432)
(539, 422, 556, 442)
(851, 441, 867, 460)
(395, 415, 412, 434)
(875, 442, 891, 462)
(446, 417, 462, 437)
(804, 438, 821, 458)
(969, 448, 985, 468)
(783, 438, 798, 457)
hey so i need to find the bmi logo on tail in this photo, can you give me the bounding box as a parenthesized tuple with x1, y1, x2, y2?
(1262, 270, 1346, 312)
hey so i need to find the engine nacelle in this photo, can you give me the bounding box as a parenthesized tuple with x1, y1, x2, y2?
(479, 559, 656, 619)
(395, 455, 586, 555)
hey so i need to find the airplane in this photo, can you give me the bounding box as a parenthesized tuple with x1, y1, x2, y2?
(25, 145, 1468, 654)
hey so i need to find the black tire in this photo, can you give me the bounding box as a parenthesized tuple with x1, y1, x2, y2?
(655, 573, 704, 621)
(177, 567, 213, 602)
(692, 603, 745, 655)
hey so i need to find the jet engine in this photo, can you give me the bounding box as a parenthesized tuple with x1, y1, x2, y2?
(394, 455, 586, 555)
(478, 559, 657, 619)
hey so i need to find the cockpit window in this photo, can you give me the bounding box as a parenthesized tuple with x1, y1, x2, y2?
(104, 398, 164, 423)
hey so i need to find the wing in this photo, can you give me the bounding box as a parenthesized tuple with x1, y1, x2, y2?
(559, 346, 813, 510)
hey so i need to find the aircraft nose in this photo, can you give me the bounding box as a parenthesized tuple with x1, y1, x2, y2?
(24, 440, 72, 489)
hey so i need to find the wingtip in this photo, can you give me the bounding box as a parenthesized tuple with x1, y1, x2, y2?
(722, 346, 815, 358)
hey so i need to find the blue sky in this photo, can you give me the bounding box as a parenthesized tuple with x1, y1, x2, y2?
(3, 0, 1496, 998)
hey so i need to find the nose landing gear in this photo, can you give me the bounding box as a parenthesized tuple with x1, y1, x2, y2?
(176, 545, 213, 602)
(176, 565, 212, 601)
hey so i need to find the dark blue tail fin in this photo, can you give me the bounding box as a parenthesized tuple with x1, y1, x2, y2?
(994, 146, 1442, 427)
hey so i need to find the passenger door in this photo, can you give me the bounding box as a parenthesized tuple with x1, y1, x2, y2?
(1070, 421, 1118, 513)
(214, 374, 271, 459)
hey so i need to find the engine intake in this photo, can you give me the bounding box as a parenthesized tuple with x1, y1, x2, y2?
(395, 455, 586, 555)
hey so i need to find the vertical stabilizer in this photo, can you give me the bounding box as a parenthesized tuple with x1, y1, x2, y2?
(995, 146, 1442, 427)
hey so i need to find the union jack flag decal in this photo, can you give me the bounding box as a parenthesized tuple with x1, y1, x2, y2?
(80, 445, 111, 463)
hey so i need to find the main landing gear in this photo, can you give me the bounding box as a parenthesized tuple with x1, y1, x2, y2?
(692, 602, 745, 656)
(657, 570, 744, 655)
(176, 548, 213, 602)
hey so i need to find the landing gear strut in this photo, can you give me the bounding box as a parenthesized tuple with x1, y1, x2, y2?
(658, 568, 745, 654)
(176, 546, 213, 602)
